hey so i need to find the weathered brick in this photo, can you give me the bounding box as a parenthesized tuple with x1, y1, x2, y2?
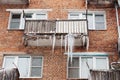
(0, 0, 119, 80)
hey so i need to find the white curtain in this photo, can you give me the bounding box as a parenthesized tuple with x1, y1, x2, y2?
(4, 57, 15, 69)
(81, 57, 93, 78)
(18, 57, 30, 77)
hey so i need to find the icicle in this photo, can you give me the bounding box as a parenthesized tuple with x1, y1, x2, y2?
(65, 34, 75, 63)
(86, 36, 89, 50)
(52, 34, 56, 53)
(67, 33, 74, 63)
(49, 36, 52, 45)
(64, 35, 67, 52)
(82, 36, 86, 47)
(61, 35, 63, 52)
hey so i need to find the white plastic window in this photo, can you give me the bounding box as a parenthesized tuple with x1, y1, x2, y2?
(8, 12, 47, 30)
(3, 56, 43, 78)
(9, 13, 21, 29)
(68, 12, 106, 30)
(68, 56, 109, 79)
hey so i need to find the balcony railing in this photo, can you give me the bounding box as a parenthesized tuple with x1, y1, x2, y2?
(88, 0, 115, 7)
(24, 19, 88, 47)
(88, 0, 114, 4)
(0, 0, 29, 4)
(24, 19, 88, 35)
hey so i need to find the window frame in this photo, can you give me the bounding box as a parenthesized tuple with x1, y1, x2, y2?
(68, 11, 107, 30)
(2, 55, 44, 78)
(8, 12, 23, 30)
(67, 56, 109, 79)
(8, 10, 48, 30)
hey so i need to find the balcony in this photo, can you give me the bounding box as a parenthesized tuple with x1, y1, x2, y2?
(0, 0, 29, 4)
(88, 0, 115, 7)
(24, 19, 88, 47)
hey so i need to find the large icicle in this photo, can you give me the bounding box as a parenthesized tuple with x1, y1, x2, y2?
(82, 35, 86, 47)
(86, 36, 89, 50)
(65, 33, 75, 63)
(68, 34, 74, 63)
(61, 35, 63, 52)
(52, 34, 56, 53)
(64, 35, 68, 52)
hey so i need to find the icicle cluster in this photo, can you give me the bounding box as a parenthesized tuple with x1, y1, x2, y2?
(65, 33, 75, 63)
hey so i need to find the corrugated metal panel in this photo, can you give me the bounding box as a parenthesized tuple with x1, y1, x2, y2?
(0, 0, 29, 4)
(25, 20, 88, 35)
(90, 70, 120, 80)
(55, 20, 87, 34)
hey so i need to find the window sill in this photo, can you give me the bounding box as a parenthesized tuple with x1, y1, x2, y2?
(7, 29, 24, 31)
(20, 77, 42, 79)
(88, 29, 107, 31)
(67, 78, 88, 80)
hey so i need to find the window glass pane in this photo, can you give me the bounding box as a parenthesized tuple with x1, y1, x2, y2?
(95, 14, 105, 30)
(96, 58, 107, 70)
(10, 14, 21, 29)
(36, 14, 47, 19)
(18, 57, 30, 77)
(95, 14, 104, 21)
(83, 14, 94, 29)
(10, 22, 20, 29)
(25, 13, 33, 18)
(12, 14, 21, 19)
(11, 19, 20, 22)
(95, 22, 105, 30)
(88, 14, 94, 29)
(81, 57, 93, 78)
(68, 68, 79, 78)
(69, 13, 79, 19)
(32, 57, 42, 66)
(69, 57, 79, 67)
(4, 57, 15, 69)
(31, 67, 41, 77)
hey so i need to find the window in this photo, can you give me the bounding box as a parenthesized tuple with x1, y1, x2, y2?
(68, 13, 81, 19)
(35, 13, 47, 19)
(9, 13, 21, 29)
(24, 13, 33, 18)
(8, 12, 47, 30)
(3, 56, 43, 78)
(68, 56, 109, 79)
(95, 14, 105, 30)
(68, 12, 106, 30)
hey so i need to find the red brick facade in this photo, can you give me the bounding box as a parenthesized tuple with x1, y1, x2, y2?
(0, 0, 119, 80)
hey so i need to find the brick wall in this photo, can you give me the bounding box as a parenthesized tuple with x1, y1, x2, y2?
(0, 0, 119, 80)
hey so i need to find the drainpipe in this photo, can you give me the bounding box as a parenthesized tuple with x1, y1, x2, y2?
(115, 2, 120, 58)
(115, 3, 120, 38)
(85, 0, 89, 50)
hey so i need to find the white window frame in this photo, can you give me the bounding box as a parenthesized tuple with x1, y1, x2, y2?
(8, 12, 23, 30)
(32, 13, 48, 20)
(7, 9, 49, 30)
(68, 11, 107, 30)
(2, 55, 44, 78)
(67, 56, 109, 79)
(68, 12, 82, 19)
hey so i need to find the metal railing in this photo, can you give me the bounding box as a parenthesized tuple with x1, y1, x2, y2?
(90, 70, 120, 80)
(0, 0, 29, 4)
(24, 19, 88, 35)
(88, 0, 114, 4)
